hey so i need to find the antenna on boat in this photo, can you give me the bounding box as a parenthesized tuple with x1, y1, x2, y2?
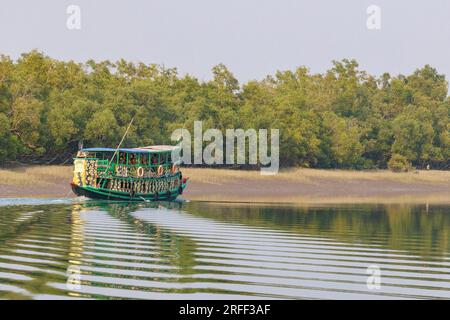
(98, 116, 134, 184)
(108, 116, 135, 167)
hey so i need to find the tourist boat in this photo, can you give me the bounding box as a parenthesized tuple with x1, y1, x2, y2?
(70, 145, 188, 201)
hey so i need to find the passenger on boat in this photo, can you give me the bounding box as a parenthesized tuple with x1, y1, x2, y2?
(129, 154, 137, 165)
(151, 154, 158, 165)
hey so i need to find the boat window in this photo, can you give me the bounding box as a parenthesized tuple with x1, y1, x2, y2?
(119, 152, 126, 164)
(128, 153, 137, 165)
(140, 154, 149, 166)
(150, 154, 158, 166)
(160, 153, 167, 165)
(101, 152, 115, 161)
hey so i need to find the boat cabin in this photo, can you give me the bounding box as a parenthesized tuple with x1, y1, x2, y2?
(72, 145, 185, 200)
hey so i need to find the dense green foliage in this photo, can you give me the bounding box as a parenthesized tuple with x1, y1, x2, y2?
(387, 154, 412, 172)
(0, 51, 448, 169)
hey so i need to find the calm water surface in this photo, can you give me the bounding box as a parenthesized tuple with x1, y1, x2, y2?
(0, 199, 449, 299)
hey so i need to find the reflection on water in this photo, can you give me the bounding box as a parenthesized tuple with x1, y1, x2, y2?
(0, 200, 449, 299)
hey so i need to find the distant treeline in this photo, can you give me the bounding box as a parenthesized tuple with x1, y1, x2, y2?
(0, 51, 448, 169)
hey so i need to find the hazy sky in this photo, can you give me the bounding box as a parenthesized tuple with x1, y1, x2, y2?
(1, 0, 449, 82)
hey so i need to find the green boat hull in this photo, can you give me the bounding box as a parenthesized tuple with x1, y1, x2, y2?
(71, 182, 187, 202)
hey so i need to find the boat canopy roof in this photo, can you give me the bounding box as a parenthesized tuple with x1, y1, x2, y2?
(81, 145, 180, 154)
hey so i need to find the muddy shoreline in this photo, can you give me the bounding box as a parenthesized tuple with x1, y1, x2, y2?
(0, 166, 449, 204)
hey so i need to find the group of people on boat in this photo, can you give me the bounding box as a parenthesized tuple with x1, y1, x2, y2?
(118, 153, 163, 166)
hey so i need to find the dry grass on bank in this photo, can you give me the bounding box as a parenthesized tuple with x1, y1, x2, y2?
(0, 165, 72, 186)
(0, 165, 449, 203)
(182, 167, 450, 185)
(1, 165, 449, 187)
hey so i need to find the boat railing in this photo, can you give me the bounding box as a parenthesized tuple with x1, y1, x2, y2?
(74, 156, 180, 180)
(101, 162, 178, 179)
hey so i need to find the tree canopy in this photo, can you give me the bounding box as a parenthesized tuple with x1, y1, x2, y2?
(0, 51, 448, 169)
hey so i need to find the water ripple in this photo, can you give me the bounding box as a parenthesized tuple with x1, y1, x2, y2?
(0, 201, 448, 299)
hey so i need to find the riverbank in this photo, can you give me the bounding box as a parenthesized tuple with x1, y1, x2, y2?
(0, 166, 449, 204)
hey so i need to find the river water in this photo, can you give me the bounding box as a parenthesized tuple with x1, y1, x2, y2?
(0, 199, 449, 299)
